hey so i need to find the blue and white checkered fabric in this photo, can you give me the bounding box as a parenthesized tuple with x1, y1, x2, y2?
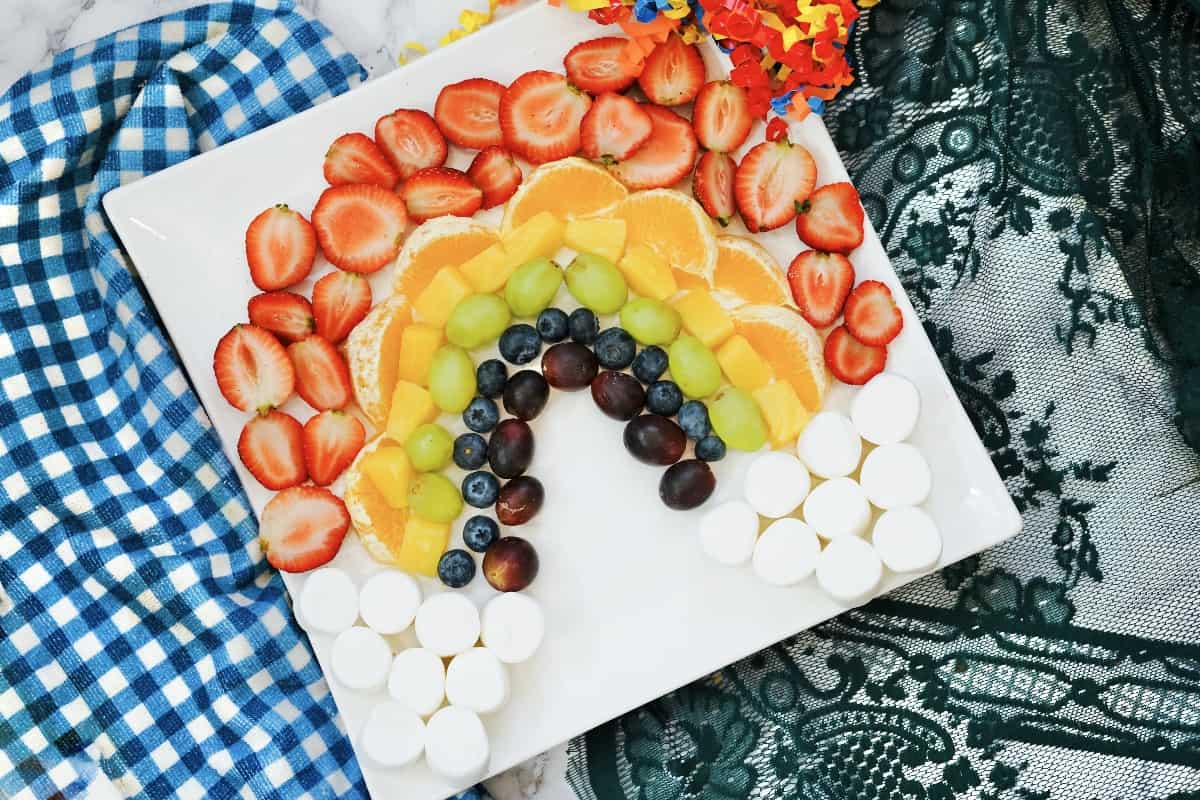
(0, 2, 377, 797)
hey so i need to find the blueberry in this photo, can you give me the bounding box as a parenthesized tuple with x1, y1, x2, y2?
(568, 308, 599, 345)
(462, 515, 500, 553)
(632, 346, 668, 384)
(437, 549, 476, 588)
(476, 359, 508, 398)
(645, 380, 684, 416)
(463, 396, 500, 433)
(593, 327, 636, 369)
(453, 432, 489, 470)
(462, 470, 501, 508)
(677, 400, 711, 440)
(499, 324, 542, 364)
(536, 308, 569, 343)
(695, 434, 726, 462)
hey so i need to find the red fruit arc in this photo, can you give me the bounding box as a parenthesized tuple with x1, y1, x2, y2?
(824, 324, 887, 385)
(244, 204, 316, 291)
(259, 486, 350, 573)
(608, 105, 698, 190)
(213, 324, 294, 413)
(238, 409, 307, 490)
(288, 335, 352, 411)
(247, 291, 314, 343)
(692, 81, 753, 154)
(467, 146, 524, 209)
(842, 280, 903, 346)
(435, 78, 506, 150)
(786, 250, 855, 328)
(311, 271, 372, 344)
(401, 167, 485, 222)
(693, 150, 737, 226)
(303, 410, 366, 486)
(374, 108, 448, 180)
(564, 37, 640, 94)
(579, 92, 654, 162)
(499, 70, 592, 164)
(322, 132, 400, 189)
(637, 34, 705, 106)
(310, 184, 408, 274)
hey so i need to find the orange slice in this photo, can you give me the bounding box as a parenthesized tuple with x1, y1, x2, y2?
(712, 235, 792, 307)
(731, 304, 828, 412)
(501, 157, 627, 234)
(341, 436, 409, 565)
(345, 295, 411, 428)
(391, 216, 498, 300)
(614, 189, 716, 290)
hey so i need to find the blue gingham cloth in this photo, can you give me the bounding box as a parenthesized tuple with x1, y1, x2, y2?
(0, 2, 378, 797)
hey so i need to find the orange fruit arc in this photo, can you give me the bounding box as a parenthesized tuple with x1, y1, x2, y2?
(343, 437, 409, 564)
(731, 305, 828, 412)
(391, 217, 499, 301)
(712, 235, 792, 307)
(501, 157, 628, 233)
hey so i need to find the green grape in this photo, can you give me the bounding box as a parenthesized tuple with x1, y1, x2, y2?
(708, 387, 768, 451)
(505, 258, 563, 317)
(668, 335, 721, 398)
(565, 252, 627, 314)
(619, 298, 681, 345)
(428, 345, 476, 413)
(446, 294, 511, 349)
(404, 423, 454, 472)
(408, 473, 463, 523)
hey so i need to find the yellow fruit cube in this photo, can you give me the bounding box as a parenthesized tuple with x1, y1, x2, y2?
(386, 380, 438, 444)
(360, 446, 413, 509)
(752, 381, 810, 449)
(617, 244, 677, 301)
(717, 335, 772, 392)
(460, 242, 518, 293)
(673, 289, 735, 348)
(396, 324, 444, 386)
(502, 211, 566, 266)
(394, 515, 450, 577)
(564, 217, 626, 263)
(414, 267, 471, 327)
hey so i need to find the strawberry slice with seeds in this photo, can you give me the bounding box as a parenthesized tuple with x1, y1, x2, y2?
(374, 108, 447, 180)
(795, 181, 866, 255)
(213, 324, 294, 413)
(734, 139, 817, 232)
(323, 132, 400, 189)
(247, 291, 314, 343)
(580, 92, 653, 163)
(692, 81, 753, 154)
(259, 486, 350, 573)
(288, 335, 352, 411)
(500, 70, 592, 164)
(693, 151, 736, 226)
(238, 410, 307, 490)
(311, 184, 408, 274)
(467, 146, 523, 209)
(564, 37, 640, 94)
(608, 105, 697, 190)
(303, 410, 366, 486)
(245, 204, 316, 291)
(401, 167, 484, 222)
(843, 280, 903, 346)
(786, 250, 855, 328)
(312, 271, 372, 344)
(637, 35, 705, 106)
(435, 78, 506, 150)
(824, 324, 887, 385)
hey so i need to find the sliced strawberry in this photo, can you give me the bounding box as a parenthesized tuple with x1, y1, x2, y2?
(311, 184, 408, 274)
(824, 324, 887, 385)
(435, 78, 506, 150)
(608, 105, 697, 190)
(245, 204, 316, 291)
(401, 167, 484, 222)
(580, 92, 653, 163)
(734, 140, 817, 232)
(467, 146, 523, 209)
(637, 34, 705, 106)
(564, 37, 639, 94)
(213, 324, 294, 413)
(795, 181, 866, 255)
(692, 81, 753, 154)
(786, 250, 855, 328)
(247, 292, 314, 343)
(288, 335, 352, 411)
(374, 108, 447, 180)
(259, 486, 350, 573)
(323, 132, 400, 189)
(303, 410, 366, 486)
(500, 70, 592, 164)
(238, 410, 307, 490)
(693, 151, 736, 226)
(311, 271, 372, 344)
(843, 280, 903, 346)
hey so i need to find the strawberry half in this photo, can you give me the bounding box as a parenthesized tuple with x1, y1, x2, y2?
(734, 140, 817, 232)
(843, 280, 903, 346)
(786, 250, 855, 328)
(401, 167, 484, 222)
(247, 291, 314, 343)
(259, 486, 350, 573)
(824, 324, 886, 385)
(323, 132, 400, 189)
(692, 81, 753, 154)
(500, 70, 592, 164)
(693, 150, 736, 226)
(564, 37, 640, 94)
(312, 271, 372, 344)
(374, 108, 447, 180)
(608, 105, 697, 190)
(467, 146, 523, 209)
(303, 410, 366, 486)
(288, 335, 352, 411)
(795, 181, 866, 255)
(435, 78, 506, 150)
(580, 92, 653, 163)
(637, 34, 705, 106)
(213, 324, 294, 413)
(237, 410, 307, 490)
(245, 204, 316, 291)
(311, 184, 408, 274)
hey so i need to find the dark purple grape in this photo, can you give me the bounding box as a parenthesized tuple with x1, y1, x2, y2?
(503, 370, 549, 420)
(483, 537, 540, 592)
(496, 475, 544, 525)
(591, 371, 646, 421)
(623, 414, 686, 466)
(488, 418, 534, 478)
(659, 459, 715, 510)
(541, 342, 598, 390)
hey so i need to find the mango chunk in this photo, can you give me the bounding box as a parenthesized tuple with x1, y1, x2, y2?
(396, 324, 443, 386)
(359, 446, 413, 509)
(503, 211, 566, 266)
(717, 335, 772, 392)
(564, 217, 626, 263)
(394, 515, 450, 577)
(460, 242, 518, 293)
(673, 289, 735, 349)
(414, 267, 471, 327)
(617, 244, 677, 301)
(752, 380, 810, 449)
(385, 380, 438, 444)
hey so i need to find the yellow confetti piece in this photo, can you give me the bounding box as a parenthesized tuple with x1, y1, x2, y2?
(397, 40, 428, 65)
(857, 0, 880, 6)
(566, 0, 610, 8)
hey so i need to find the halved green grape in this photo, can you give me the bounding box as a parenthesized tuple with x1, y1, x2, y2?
(619, 298, 681, 345)
(708, 386, 768, 451)
(668, 335, 721, 398)
(505, 258, 563, 317)
(408, 473, 463, 523)
(428, 345, 476, 413)
(446, 294, 511, 349)
(405, 423, 454, 472)
(565, 253, 627, 314)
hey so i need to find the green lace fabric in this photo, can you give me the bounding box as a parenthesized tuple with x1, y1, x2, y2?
(564, 1, 1200, 797)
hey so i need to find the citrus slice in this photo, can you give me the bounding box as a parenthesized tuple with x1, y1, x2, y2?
(712, 235, 791, 307)
(501, 157, 627, 234)
(391, 216, 498, 300)
(731, 304, 828, 412)
(341, 436, 409, 565)
(614, 189, 716, 290)
(346, 295, 412, 428)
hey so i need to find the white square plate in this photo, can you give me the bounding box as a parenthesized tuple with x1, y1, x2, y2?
(104, 5, 1021, 798)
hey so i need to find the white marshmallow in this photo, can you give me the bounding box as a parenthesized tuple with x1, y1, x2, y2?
(743, 452, 811, 518)
(872, 507, 942, 573)
(796, 412, 862, 479)
(359, 570, 421, 635)
(415, 593, 481, 658)
(298, 567, 358, 635)
(360, 701, 425, 768)
(331, 626, 392, 691)
(803, 477, 871, 539)
(752, 519, 820, 586)
(480, 593, 544, 664)
(851, 373, 920, 445)
(425, 706, 490, 782)
(859, 443, 932, 509)
(446, 648, 509, 714)
(387, 648, 446, 717)
(699, 500, 760, 566)
(816, 536, 883, 605)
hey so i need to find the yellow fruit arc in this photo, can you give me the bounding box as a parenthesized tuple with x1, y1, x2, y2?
(345, 295, 412, 428)
(712, 235, 792, 307)
(501, 158, 628, 235)
(391, 217, 499, 301)
(732, 305, 828, 412)
(615, 190, 717, 290)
